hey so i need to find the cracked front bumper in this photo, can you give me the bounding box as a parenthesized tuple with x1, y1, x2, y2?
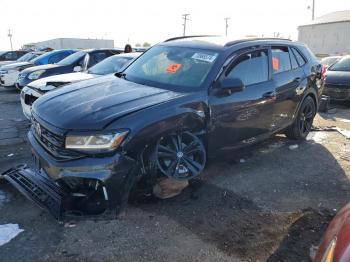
(1, 131, 138, 220)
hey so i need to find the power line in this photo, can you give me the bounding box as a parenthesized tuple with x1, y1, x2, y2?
(182, 14, 190, 36)
(7, 29, 13, 51)
(224, 17, 230, 36)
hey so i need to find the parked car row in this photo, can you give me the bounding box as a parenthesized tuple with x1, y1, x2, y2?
(21, 52, 141, 119)
(0, 50, 28, 62)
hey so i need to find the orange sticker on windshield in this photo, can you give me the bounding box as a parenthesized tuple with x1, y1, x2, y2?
(272, 57, 279, 71)
(166, 63, 181, 74)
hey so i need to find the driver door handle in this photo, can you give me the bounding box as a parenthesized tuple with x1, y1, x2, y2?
(294, 77, 301, 84)
(262, 91, 276, 98)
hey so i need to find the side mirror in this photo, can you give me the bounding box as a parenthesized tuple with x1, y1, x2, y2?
(220, 78, 245, 92)
(73, 66, 82, 72)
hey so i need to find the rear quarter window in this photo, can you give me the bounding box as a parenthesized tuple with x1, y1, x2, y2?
(291, 47, 306, 67)
(271, 47, 292, 74)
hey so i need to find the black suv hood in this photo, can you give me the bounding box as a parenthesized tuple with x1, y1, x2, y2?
(33, 75, 186, 130)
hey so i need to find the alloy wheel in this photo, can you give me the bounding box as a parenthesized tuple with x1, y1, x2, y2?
(299, 100, 315, 136)
(155, 132, 206, 180)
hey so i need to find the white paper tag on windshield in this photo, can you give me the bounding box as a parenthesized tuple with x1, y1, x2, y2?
(191, 53, 217, 63)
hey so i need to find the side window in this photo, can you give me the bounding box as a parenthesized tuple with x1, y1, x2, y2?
(289, 48, 299, 69)
(87, 52, 108, 68)
(291, 47, 306, 67)
(16, 52, 26, 59)
(271, 47, 292, 74)
(48, 53, 68, 64)
(4, 52, 16, 60)
(226, 50, 269, 86)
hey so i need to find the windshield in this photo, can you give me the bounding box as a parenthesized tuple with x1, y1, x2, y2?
(123, 45, 219, 90)
(57, 51, 86, 66)
(31, 51, 55, 64)
(329, 57, 350, 72)
(88, 55, 134, 75)
(321, 57, 340, 68)
(17, 53, 36, 62)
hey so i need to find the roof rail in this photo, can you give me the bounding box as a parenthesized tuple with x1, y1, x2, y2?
(225, 37, 292, 47)
(164, 35, 219, 42)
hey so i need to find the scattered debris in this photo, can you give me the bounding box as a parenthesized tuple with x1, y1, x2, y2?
(311, 126, 350, 139)
(335, 127, 350, 139)
(7, 153, 14, 157)
(0, 190, 9, 206)
(309, 245, 318, 260)
(307, 132, 328, 143)
(340, 153, 350, 162)
(153, 178, 189, 199)
(64, 222, 76, 228)
(0, 224, 24, 246)
(337, 118, 350, 123)
(259, 140, 286, 154)
(289, 144, 299, 150)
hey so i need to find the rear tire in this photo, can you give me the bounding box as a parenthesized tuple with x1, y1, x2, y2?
(285, 96, 316, 140)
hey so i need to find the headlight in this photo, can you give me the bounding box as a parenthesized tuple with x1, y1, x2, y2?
(65, 131, 129, 152)
(28, 70, 45, 80)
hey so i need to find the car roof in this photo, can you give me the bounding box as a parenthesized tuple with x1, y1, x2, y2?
(161, 36, 297, 51)
(79, 48, 124, 53)
(113, 52, 141, 58)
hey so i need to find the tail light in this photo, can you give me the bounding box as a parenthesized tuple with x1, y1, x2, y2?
(321, 65, 327, 80)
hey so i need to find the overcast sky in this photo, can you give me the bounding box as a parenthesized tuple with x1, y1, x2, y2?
(1, 0, 350, 50)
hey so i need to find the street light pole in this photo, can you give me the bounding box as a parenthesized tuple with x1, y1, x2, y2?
(8, 29, 13, 51)
(182, 14, 190, 36)
(224, 17, 230, 36)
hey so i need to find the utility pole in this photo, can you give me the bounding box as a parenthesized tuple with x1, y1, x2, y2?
(8, 29, 13, 51)
(182, 14, 190, 36)
(312, 0, 315, 20)
(224, 17, 230, 36)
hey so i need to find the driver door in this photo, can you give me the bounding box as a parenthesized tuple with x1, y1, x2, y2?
(208, 47, 276, 152)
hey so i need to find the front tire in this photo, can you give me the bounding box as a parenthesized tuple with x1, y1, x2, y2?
(285, 96, 316, 140)
(155, 132, 206, 180)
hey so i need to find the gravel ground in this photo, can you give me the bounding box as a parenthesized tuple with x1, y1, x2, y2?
(0, 87, 349, 262)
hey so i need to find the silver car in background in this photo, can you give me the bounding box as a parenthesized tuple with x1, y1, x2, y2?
(21, 52, 141, 119)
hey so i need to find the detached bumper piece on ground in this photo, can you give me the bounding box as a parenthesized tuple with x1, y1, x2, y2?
(2, 165, 64, 219)
(2, 164, 125, 220)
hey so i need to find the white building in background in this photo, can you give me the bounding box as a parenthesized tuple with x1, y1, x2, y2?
(28, 38, 114, 50)
(298, 10, 350, 57)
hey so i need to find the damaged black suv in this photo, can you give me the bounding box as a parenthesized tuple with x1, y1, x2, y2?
(3, 36, 323, 219)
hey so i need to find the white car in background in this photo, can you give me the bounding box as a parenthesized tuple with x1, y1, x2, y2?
(0, 52, 45, 87)
(21, 52, 141, 119)
(0, 51, 44, 67)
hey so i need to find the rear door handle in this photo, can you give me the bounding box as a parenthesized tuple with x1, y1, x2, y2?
(294, 77, 301, 84)
(262, 91, 276, 98)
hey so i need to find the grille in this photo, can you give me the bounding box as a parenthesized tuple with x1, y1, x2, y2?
(32, 117, 83, 161)
(18, 73, 27, 80)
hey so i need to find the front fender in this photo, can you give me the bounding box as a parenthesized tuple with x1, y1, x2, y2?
(108, 94, 209, 152)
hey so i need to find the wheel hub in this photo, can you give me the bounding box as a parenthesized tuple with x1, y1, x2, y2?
(176, 151, 184, 158)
